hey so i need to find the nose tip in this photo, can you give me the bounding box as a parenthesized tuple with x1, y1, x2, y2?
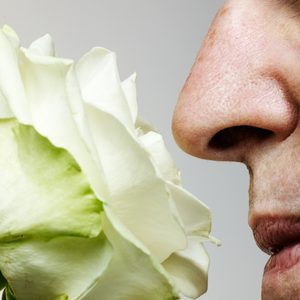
(173, 75, 298, 162)
(172, 3, 298, 162)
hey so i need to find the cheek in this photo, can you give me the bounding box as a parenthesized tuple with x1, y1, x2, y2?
(261, 5, 300, 104)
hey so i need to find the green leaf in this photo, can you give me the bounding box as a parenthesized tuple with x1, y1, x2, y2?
(3, 285, 17, 300)
(54, 296, 68, 300)
(0, 271, 7, 290)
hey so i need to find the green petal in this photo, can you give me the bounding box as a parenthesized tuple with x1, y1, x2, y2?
(0, 119, 102, 240)
(0, 233, 112, 300)
(85, 208, 179, 300)
(85, 105, 187, 262)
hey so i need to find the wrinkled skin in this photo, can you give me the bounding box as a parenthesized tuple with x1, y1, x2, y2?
(172, 1, 300, 299)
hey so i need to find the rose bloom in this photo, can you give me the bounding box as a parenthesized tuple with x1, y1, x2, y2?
(0, 25, 217, 300)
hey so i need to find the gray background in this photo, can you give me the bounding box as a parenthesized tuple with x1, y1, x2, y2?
(1, 1, 267, 299)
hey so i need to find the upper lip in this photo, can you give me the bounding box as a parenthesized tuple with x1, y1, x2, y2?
(251, 216, 300, 255)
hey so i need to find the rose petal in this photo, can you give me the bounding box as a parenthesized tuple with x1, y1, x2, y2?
(76, 47, 134, 132)
(2, 25, 20, 49)
(121, 73, 138, 124)
(84, 207, 179, 300)
(29, 34, 55, 56)
(0, 233, 112, 300)
(139, 131, 181, 184)
(85, 104, 187, 261)
(18, 47, 108, 199)
(0, 28, 30, 123)
(162, 237, 210, 299)
(166, 182, 211, 238)
(0, 90, 13, 118)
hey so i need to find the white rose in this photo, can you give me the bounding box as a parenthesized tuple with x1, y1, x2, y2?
(0, 25, 218, 300)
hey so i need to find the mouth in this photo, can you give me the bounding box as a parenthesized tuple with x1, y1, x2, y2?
(252, 217, 300, 274)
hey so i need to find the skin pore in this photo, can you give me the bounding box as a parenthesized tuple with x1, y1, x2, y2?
(172, 1, 300, 299)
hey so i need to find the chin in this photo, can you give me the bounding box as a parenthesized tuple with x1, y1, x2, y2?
(262, 259, 300, 300)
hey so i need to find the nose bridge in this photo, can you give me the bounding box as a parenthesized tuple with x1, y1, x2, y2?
(172, 1, 298, 161)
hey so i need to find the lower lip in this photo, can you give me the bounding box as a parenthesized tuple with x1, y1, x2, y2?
(264, 243, 300, 275)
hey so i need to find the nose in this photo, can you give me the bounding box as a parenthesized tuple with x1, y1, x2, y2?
(172, 1, 298, 162)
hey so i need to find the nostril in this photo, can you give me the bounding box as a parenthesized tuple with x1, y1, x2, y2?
(208, 125, 274, 150)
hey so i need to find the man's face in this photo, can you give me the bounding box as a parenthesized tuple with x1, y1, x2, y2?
(172, 0, 300, 299)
